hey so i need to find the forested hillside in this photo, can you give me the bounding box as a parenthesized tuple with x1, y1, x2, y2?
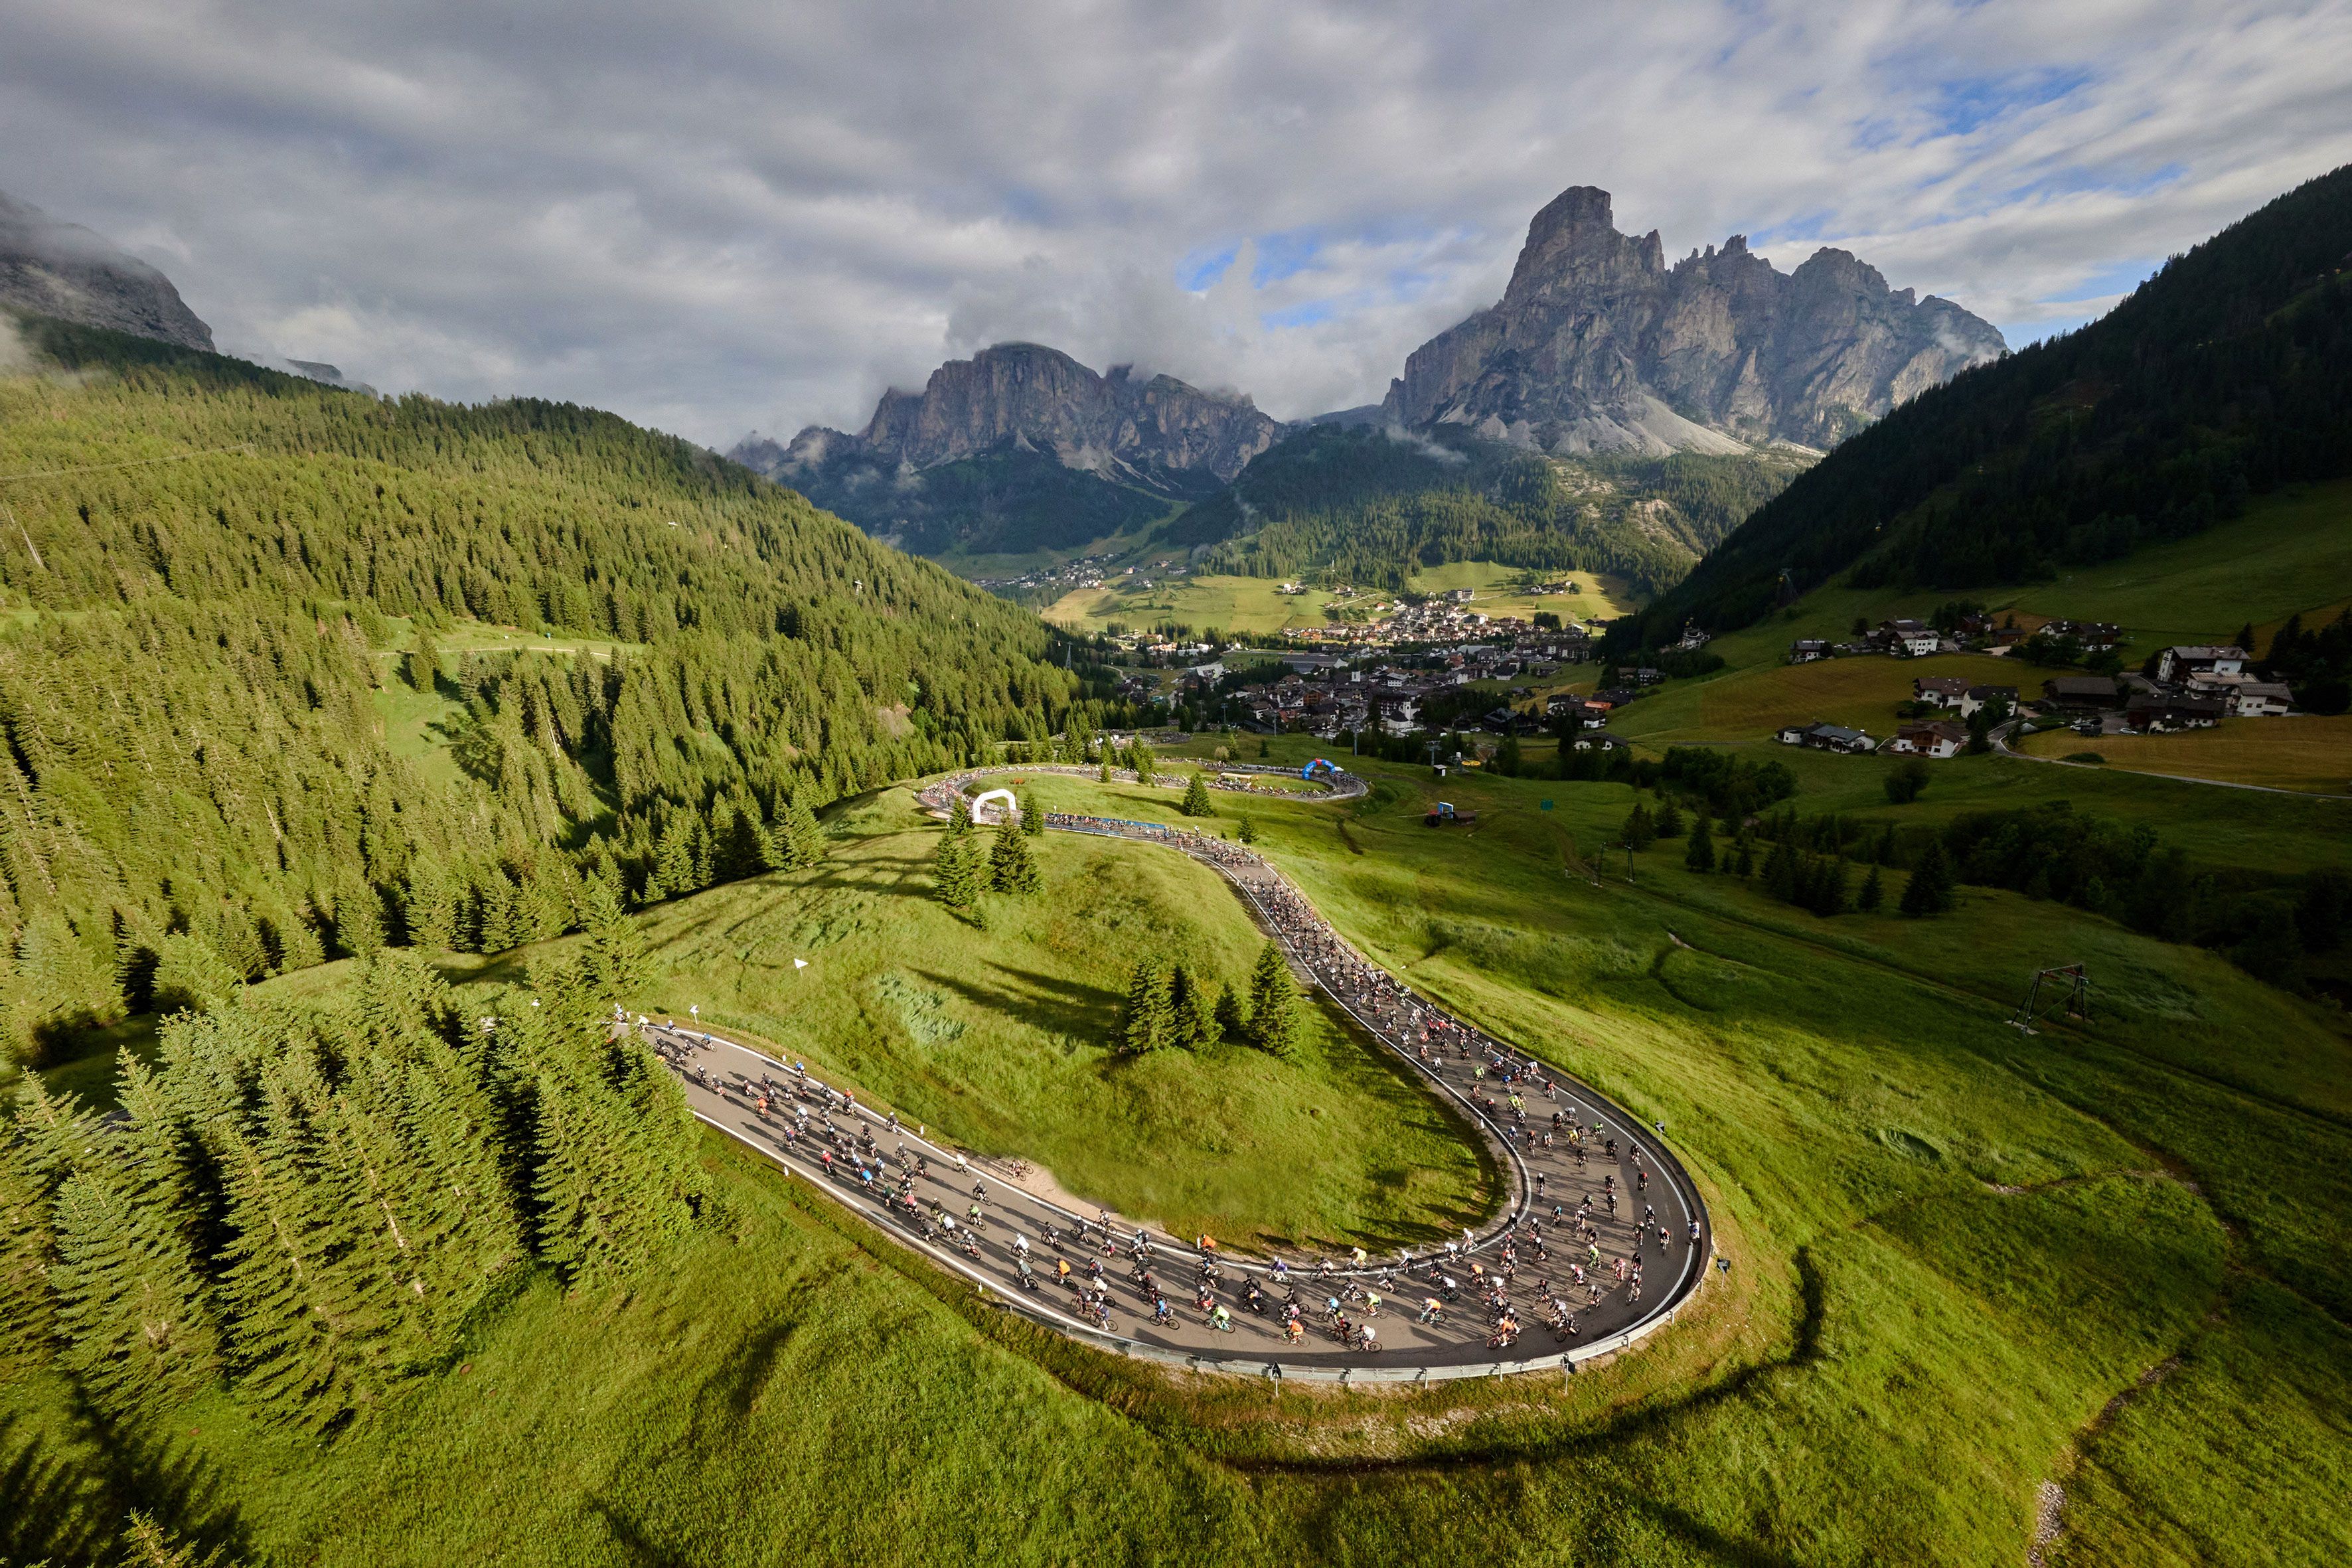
(1181, 423, 1799, 595)
(1618, 162, 2352, 648)
(0, 315, 1116, 1064)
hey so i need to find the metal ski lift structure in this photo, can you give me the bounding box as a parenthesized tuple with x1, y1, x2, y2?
(2008, 964, 2090, 1034)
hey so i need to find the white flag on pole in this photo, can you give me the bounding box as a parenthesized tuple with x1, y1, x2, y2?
(793, 959, 808, 971)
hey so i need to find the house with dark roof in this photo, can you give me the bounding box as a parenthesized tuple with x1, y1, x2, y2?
(1888, 720, 1967, 758)
(2043, 676, 2120, 712)
(1775, 722, 1877, 753)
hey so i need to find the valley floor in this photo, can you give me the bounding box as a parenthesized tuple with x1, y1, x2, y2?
(10, 741, 2349, 1566)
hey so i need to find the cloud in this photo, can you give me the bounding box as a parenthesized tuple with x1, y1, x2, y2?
(3, 0, 2348, 444)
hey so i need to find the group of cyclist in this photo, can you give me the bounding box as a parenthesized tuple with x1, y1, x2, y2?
(644, 766, 1703, 1362)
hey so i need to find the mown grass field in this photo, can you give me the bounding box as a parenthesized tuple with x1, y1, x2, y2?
(1400, 560, 1638, 622)
(1043, 572, 1344, 635)
(10, 740, 2351, 1566)
(1042, 559, 1642, 637)
(1606, 649, 2023, 747)
(1696, 479, 2352, 678)
(2018, 714, 2352, 795)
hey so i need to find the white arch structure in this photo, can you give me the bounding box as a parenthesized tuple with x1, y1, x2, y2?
(970, 787, 1019, 824)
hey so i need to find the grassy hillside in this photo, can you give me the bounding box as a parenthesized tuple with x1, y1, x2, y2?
(1180, 422, 1804, 597)
(0, 313, 1132, 1067)
(1620, 163, 2352, 650)
(455, 790, 1490, 1246)
(9, 745, 2346, 1565)
(1603, 481, 2352, 799)
(1040, 560, 1638, 638)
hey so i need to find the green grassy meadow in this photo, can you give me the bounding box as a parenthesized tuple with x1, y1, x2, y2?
(1693, 480, 2352, 679)
(10, 739, 2351, 1565)
(1042, 559, 1642, 637)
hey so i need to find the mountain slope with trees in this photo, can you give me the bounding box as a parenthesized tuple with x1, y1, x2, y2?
(1180, 422, 1804, 595)
(1616, 163, 2352, 649)
(0, 314, 1125, 1065)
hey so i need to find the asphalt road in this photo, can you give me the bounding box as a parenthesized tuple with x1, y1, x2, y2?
(646, 769, 1713, 1377)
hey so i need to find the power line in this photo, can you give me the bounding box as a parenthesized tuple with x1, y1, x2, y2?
(0, 443, 255, 485)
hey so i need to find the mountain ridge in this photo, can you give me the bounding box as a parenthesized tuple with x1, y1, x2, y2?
(1611, 162, 2352, 652)
(0, 191, 214, 353)
(1381, 185, 2005, 454)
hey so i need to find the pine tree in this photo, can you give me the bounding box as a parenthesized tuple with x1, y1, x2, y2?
(0, 1117, 59, 1378)
(1244, 942, 1302, 1058)
(935, 831, 982, 911)
(576, 878, 647, 1002)
(118, 1510, 245, 1568)
(1099, 756, 1113, 783)
(1684, 816, 1716, 873)
(1213, 981, 1245, 1042)
(1170, 963, 1217, 1050)
(775, 795, 826, 868)
(1119, 961, 1173, 1053)
(1133, 742, 1157, 786)
(651, 814, 696, 900)
(1901, 838, 1958, 916)
(1621, 803, 1656, 851)
(1859, 864, 1885, 911)
(47, 1142, 222, 1421)
(1654, 799, 1685, 838)
(1734, 833, 1755, 878)
(989, 822, 1041, 895)
(404, 628, 441, 694)
(1235, 817, 1256, 845)
(947, 793, 973, 836)
(1019, 792, 1044, 836)
(1180, 773, 1214, 817)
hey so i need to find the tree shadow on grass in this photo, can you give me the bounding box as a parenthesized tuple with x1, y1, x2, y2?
(0, 1397, 258, 1568)
(915, 962, 1121, 1040)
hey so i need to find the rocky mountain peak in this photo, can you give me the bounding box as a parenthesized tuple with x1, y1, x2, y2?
(752, 341, 1279, 490)
(0, 191, 214, 352)
(1385, 183, 2005, 454)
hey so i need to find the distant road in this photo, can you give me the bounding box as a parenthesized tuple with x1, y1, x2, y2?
(1991, 720, 2352, 799)
(645, 767, 1715, 1383)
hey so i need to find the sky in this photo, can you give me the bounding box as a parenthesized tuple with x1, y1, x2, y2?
(5, 0, 2350, 447)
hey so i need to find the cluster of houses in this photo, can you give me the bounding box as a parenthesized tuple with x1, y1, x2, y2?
(2044, 645, 2292, 735)
(1129, 637, 1607, 740)
(1774, 641, 2294, 758)
(1788, 615, 2125, 665)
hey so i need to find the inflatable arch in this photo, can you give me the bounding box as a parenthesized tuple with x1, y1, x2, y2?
(970, 787, 1020, 824)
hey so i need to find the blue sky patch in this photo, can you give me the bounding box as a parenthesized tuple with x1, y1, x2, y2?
(1176, 242, 1239, 293)
(1926, 65, 2094, 137)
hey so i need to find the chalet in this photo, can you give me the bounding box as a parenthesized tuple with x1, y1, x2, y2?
(1788, 639, 1829, 664)
(1913, 676, 1971, 708)
(2156, 645, 2248, 684)
(1593, 687, 1639, 708)
(2228, 682, 2294, 717)
(1634, 667, 1664, 686)
(2043, 676, 2120, 712)
(1876, 619, 1940, 657)
(1449, 588, 1475, 603)
(2126, 692, 2226, 732)
(1888, 720, 1966, 759)
(1775, 722, 1877, 754)
(1960, 684, 2017, 718)
(1545, 692, 1581, 716)
(2043, 619, 2124, 651)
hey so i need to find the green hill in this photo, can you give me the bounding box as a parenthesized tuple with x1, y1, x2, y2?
(1179, 422, 1804, 597)
(1617, 163, 2352, 649)
(0, 313, 1115, 1063)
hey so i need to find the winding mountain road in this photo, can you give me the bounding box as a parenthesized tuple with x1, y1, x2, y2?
(647, 764, 1714, 1382)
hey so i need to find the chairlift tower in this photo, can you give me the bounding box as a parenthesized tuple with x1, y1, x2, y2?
(2008, 964, 2091, 1034)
